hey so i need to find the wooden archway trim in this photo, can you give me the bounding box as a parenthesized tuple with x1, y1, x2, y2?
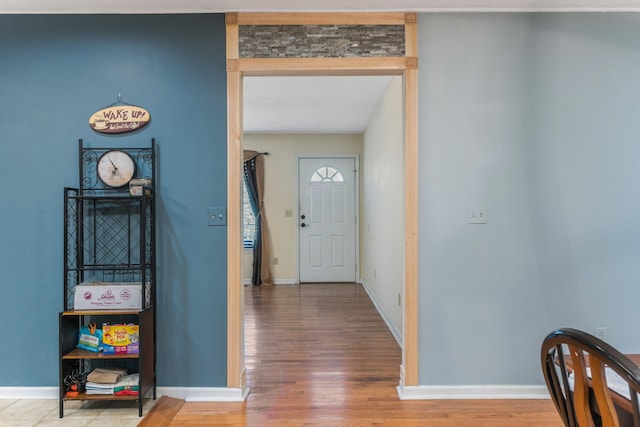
(235, 12, 407, 25)
(226, 12, 419, 392)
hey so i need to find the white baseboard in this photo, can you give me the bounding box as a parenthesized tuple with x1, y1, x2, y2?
(0, 387, 57, 399)
(360, 279, 401, 345)
(0, 384, 549, 402)
(397, 384, 551, 400)
(157, 386, 249, 402)
(0, 386, 250, 402)
(245, 278, 297, 285)
(273, 279, 297, 285)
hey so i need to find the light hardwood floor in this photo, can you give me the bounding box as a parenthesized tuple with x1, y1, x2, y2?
(166, 283, 563, 426)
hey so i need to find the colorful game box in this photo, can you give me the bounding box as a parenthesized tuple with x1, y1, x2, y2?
(102, 323, 139, 354)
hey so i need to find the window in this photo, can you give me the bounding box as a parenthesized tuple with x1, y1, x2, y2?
(310, 166, 344, 182)
(243, 179, 256, 249)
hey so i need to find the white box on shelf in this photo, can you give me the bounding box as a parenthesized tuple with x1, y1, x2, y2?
(74, 281, 143, 310)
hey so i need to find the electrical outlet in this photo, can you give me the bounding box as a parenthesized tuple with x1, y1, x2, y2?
(595, 327, 608, 341)
(273, 257, 279, 265)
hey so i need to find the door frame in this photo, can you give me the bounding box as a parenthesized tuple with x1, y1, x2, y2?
(226, 12, 419, 393)
(297, 155, 360, 284)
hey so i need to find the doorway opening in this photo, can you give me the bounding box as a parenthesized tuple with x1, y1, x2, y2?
(226, 12, 419, 395)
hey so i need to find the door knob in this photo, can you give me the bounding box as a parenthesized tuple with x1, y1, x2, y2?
(301, 223, 306, 227)
(300, 214, 306, 219)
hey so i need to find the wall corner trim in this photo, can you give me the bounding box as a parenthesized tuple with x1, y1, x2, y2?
(360, 279, 401, 345)
(226, 13, 238, 25)
(396, 385, 551, 400)
(405, 13, 417, 24)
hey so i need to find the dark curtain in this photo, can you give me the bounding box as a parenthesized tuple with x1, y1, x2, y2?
(243, 150, 272, 286)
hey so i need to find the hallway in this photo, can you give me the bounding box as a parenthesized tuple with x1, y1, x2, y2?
(245, 283, 401, 417)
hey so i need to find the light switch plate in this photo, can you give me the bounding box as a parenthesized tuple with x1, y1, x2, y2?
(208, 207, 227, 226)
(467, 205, 487, 224)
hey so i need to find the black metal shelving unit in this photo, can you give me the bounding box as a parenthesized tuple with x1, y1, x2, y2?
(59, 139, 156, 418)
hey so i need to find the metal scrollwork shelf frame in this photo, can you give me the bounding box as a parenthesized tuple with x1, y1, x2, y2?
(78, 138, 155, 194)
(63, 138, 157, 310)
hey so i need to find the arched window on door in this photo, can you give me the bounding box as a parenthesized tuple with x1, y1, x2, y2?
(310, 166, 344, 182)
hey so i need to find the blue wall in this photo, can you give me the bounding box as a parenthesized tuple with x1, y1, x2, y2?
(0, 14, 228, 387)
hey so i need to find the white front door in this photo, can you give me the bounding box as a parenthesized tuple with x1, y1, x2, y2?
(298, 157, 357, 283)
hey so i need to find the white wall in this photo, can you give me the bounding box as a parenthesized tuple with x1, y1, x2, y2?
(418, 12, 640, 388)
(419, 13, 547, 386)
(361, 76, 404, 340)
(526, 13, 640, 343)
(243, 134, 363, 283)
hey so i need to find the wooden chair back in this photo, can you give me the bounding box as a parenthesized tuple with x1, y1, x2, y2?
(541, 328, 640, 427)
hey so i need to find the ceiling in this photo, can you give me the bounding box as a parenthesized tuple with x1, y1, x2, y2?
(4, 0, 639, 134)
(1, 0, 640, 13)
(243, 76, 394, 134)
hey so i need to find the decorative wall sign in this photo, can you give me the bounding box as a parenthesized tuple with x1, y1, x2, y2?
(89, 99, 150, 134)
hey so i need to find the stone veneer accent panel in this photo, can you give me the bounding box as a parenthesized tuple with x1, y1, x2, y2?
(239, 25, 405, 58)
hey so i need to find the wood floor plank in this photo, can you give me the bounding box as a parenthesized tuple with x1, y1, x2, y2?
(138, 396, 185, 427)
(167, 283, 562, 426)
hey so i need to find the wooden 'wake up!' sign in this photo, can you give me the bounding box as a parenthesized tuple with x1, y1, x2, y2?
(89, 105, 151, 134)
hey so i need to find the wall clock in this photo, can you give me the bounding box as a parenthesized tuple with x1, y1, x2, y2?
(97, 150, 136, 188)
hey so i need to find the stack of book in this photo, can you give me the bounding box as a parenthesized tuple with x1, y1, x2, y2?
(85, 367, 127, 395)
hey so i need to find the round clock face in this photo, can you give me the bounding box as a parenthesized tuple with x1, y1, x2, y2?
(97, 150, 136, 188)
